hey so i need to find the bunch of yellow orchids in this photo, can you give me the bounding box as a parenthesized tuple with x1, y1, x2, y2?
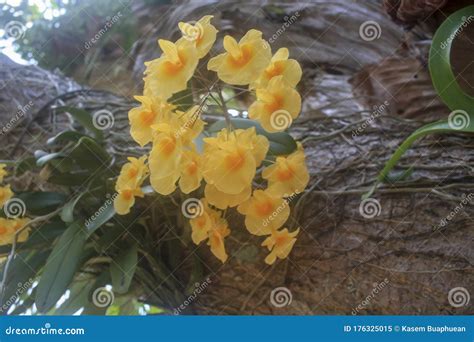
(0, 164, 29, 246)
(114, 16, 309, 265)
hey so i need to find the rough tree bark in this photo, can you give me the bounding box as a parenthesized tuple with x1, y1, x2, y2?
(0, 0, 472, 315)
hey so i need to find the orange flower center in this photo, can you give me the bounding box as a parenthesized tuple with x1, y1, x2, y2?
(228, 45, 253, 68)
(121, 190, 133, 200)
(159, 136, 177, 156)
(265, 61, 284, 79)
(264, 94, 284, 114)
(163, 50, 186, 75)
(0, 226, 8, 235)
(255, 200, 274, 217)
(140, 110, 156, 126)
(276, 166, 294, 181)
(224, 150, 245, 171)
(187, 161, 198, 175)
(275, 234, 289, 246)
(127, 167, 138, 179)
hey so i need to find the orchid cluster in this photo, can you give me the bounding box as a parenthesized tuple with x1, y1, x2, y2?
(114, 15, 309, 264)
(0, 164, 29, 245)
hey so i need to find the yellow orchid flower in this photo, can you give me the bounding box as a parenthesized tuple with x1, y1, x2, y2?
(0, 163, 8, 183)
(0, 218, 29, 245)
(262, 143, 310, 197)
(114, 187, 144, 215)
(116, 156, 148, 190)
(189, 199, 230, 263)
(250, 47, 302, 89)
(179, 149, 203, 194)
(203, 130, 257, 195)
(0, 185, 13, 208)
(128, 96, 175, 147)
(207, 216, 230, 263)
(207, 29, 271, 85)
(237, 189, 290, 235)
(262, 227, 299, 265)
(204, 183, 251, 209)
(178, 15, 217, 58)
(144, 38, 198, 100)
(249, 75, 301, 132)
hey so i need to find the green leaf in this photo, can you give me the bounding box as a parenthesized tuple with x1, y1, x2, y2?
(15, 157, 37, 176)
(60, 193, 85, 223)
(36, 152, 66, 167)
(54, 278, 95, 315)
(85, 201, 116, 235)
(47, 170, 91, 186)
(366, 119, 474, 198)
(56, 107, 103, 140)
(68, 137, 111, 171)
(429, 5, 474, 113)
(17, 191, 67, 215)
(35, 222, 87, 313)
(110, 243, 138, 294)
(207, 118, 297, 156)
(47, 130, 88, 146)
(0, 250, 50, 311)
